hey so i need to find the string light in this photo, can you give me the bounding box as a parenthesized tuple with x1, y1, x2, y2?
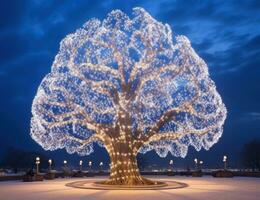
(30, 7, 227, 185)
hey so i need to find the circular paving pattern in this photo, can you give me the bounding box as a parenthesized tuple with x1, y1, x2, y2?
(65, 180, 188, 190)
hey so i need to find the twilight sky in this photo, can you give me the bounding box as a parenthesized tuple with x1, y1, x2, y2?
(0, 0, 259, 169)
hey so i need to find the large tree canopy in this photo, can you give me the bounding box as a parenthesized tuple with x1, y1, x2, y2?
(31, 7, 227, 159)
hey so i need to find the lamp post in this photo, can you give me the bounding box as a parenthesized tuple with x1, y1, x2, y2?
(199, 160, 203, 170)
(88, 161, 92, 172)
(48, 159, 52, 171)
(194, 158, 198, 170)
(79, 160, 83, 171)
(169, 160, 173, 171)
(35, 157, 40, 174)
(99, 162, 103, 171)
(223, 155, 227, 170)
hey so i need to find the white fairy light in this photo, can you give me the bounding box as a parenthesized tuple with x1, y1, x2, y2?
(30, 7, 227, 185)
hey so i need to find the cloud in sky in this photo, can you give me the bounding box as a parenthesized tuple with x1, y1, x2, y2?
(0, 0, 259, 165)
(240, 112, 260, 121)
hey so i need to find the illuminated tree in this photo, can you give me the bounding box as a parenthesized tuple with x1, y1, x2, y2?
(31, 8, 227, 185)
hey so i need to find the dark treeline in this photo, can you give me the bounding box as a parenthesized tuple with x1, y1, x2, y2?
(241, 139, 260, 171)
(0, 148, 50, 171)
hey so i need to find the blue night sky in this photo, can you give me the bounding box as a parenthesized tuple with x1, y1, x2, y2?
(0, 0, 259, 169)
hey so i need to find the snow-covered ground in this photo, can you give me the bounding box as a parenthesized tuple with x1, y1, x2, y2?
(0, 176, 259, 200)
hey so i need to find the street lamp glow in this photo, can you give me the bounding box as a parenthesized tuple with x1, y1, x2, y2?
(194, 158, 198, 164)
(199, 161, 203, 165)
(63, 160, 67, 165)
(223, 155, 227, 162)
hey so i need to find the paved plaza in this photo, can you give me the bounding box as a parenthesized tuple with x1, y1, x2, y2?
(0, 176, 259, 200)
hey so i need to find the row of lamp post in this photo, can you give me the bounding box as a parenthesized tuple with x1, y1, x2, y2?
(194, 158, 203, 170)
(168, 155, 228, 171)
(37, 155, 228, 173)
(194, 156, 228, 170)
(35, 157, 104, 173)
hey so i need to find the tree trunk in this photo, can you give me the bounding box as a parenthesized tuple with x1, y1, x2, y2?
(103, 140, 154, 185)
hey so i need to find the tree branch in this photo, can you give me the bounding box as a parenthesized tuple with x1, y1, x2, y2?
(64, 133, 106, 149)
(137, 66, 202, 144)
(130, 64, 179, 103)
(44, 86, 116, 134)
(129, 30, 165, 83)
(135, 122, 220, 151)
(144, 124, 215, 145)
